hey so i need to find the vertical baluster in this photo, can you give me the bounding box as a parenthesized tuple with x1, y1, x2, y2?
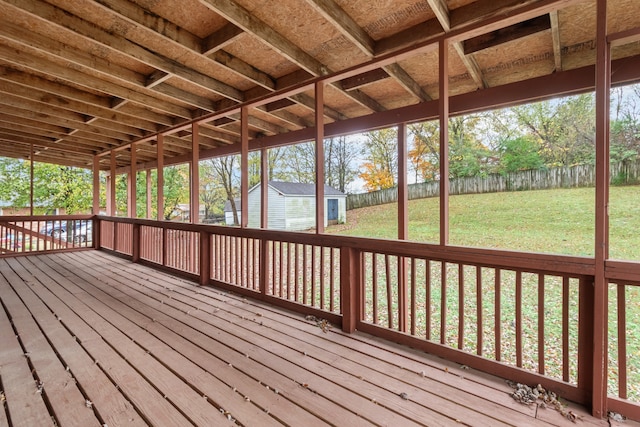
(495, 269, 502, 361)
(320, 247, 326, 310)
(515, 271, 523, 367)
(385, 254, 392, 329)
(279, 240, 284, 297)
(538, 275, 545, 375)
(303, 244, 308, 305)
(294, 243, 300, 302)
(372, 253, 378, 324)
(441, 262, 447, 345)
(410, 258, 416, 336)
(271, 241, 277, 294)
(476, 266, 483, 356)
(618, 284, 628, 399)
(311, 246, 317, 307)
(458, 264, 465, 350)
(330, 247, 335, 312)
(426, 260, 431, 341)
(562, 276, 570, 382)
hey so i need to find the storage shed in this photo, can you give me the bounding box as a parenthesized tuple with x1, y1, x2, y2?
(225, 181, 346, 230)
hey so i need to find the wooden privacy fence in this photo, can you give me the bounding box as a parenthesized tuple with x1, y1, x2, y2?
(95, 215, 640, 420)
(348, 159, 640, 210)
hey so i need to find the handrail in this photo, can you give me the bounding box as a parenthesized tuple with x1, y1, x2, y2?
(95, 215, 595, 276)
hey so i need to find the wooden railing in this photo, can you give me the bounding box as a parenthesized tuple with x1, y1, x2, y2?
(0, 215, 94, 256)
(70, 215, 640, 419)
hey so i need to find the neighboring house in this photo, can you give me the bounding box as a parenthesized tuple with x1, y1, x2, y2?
(172, 203, 206, 222)
(224, 181, 347, 231)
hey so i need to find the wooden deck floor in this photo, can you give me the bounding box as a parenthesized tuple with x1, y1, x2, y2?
(0, 251, 612, 427)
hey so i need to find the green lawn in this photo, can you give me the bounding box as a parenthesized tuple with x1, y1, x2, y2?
(327, 185, 640, 401)
(330, 185, 640, 260)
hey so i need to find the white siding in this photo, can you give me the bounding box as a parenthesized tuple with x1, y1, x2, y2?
(246, 185, 286, 229)
(284, 195, 315, 231)
(230, 184, 347, 231)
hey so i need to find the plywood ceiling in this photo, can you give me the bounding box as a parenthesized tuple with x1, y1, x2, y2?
(0, 0, 638, 169)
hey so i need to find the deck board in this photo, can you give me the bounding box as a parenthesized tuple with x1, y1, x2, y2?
(0, 251, 611, 427)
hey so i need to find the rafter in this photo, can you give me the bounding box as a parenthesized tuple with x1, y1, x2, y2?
(198, 0, 385, 113)
(3, 0, 244, 102)
(550, 11, 563, 71)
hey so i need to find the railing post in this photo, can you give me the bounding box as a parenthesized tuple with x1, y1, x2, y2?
(341, 246, 360, 333)
(113, 221, 119, 252)
(260, 239, 269, 296)
(162, 227, 167, 267)
(199, 231, 210, 286)
(132, 223, 140, 263)
(578, 276, 595, 403)
(93, 217, 101, 249)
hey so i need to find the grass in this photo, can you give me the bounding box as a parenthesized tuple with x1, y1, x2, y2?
(327, 185, 640, 401)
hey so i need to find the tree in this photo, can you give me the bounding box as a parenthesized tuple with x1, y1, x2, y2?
(610, 85, 640, 163)
(206, 156, 240, 225)
(360, 128, 398, 191)
(448, 115, 492, 178)
(408, 121, 439, 182)
(497, 136, 544, 174)
(324, 136, 359, 193)
(511, 94, 595, 166)
(282, 142, 315, 183)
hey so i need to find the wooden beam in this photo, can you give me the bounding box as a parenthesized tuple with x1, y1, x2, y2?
(340, 68, 390, 91)
(6, 0, 244, 102)
(550, 11, 562, 71)
(383, 63, 431, 102)
(202, 23, 244, 54)
(305, 0, 375, 55)
(463, 15, 552, 55)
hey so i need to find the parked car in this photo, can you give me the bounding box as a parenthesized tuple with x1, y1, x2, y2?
(0, 232, 22, 251)
(39, 220, 69, 238)
(39, 220, 92, 243)
(69, 221, 92, 244)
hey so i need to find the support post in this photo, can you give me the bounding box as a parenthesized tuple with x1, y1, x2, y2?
(128, 144, 136, 218)
(341, 246, 360, 333)
(592, 0, 610, 417)
(398, 123, 408, 332)
(157, 134, 164, 221)
(261, 148, 268, 228)
(146, 169, 152, 219)
(109, 150, 117, 216)
(439, 39, 450, 245)
(315, 81, 325, 233)
(241, 106, 249, 228)
(93, 156, 100, 215)
(191, 123, 200, 223)
(29, 144, 34, 216)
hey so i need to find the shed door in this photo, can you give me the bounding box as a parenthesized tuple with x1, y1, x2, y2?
(327, 199, 338, 221)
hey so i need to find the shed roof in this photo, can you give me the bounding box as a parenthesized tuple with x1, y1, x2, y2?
(0, 0, 638, 169)
(267, 181, 345, 197)
(224, 181, 345, 211)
